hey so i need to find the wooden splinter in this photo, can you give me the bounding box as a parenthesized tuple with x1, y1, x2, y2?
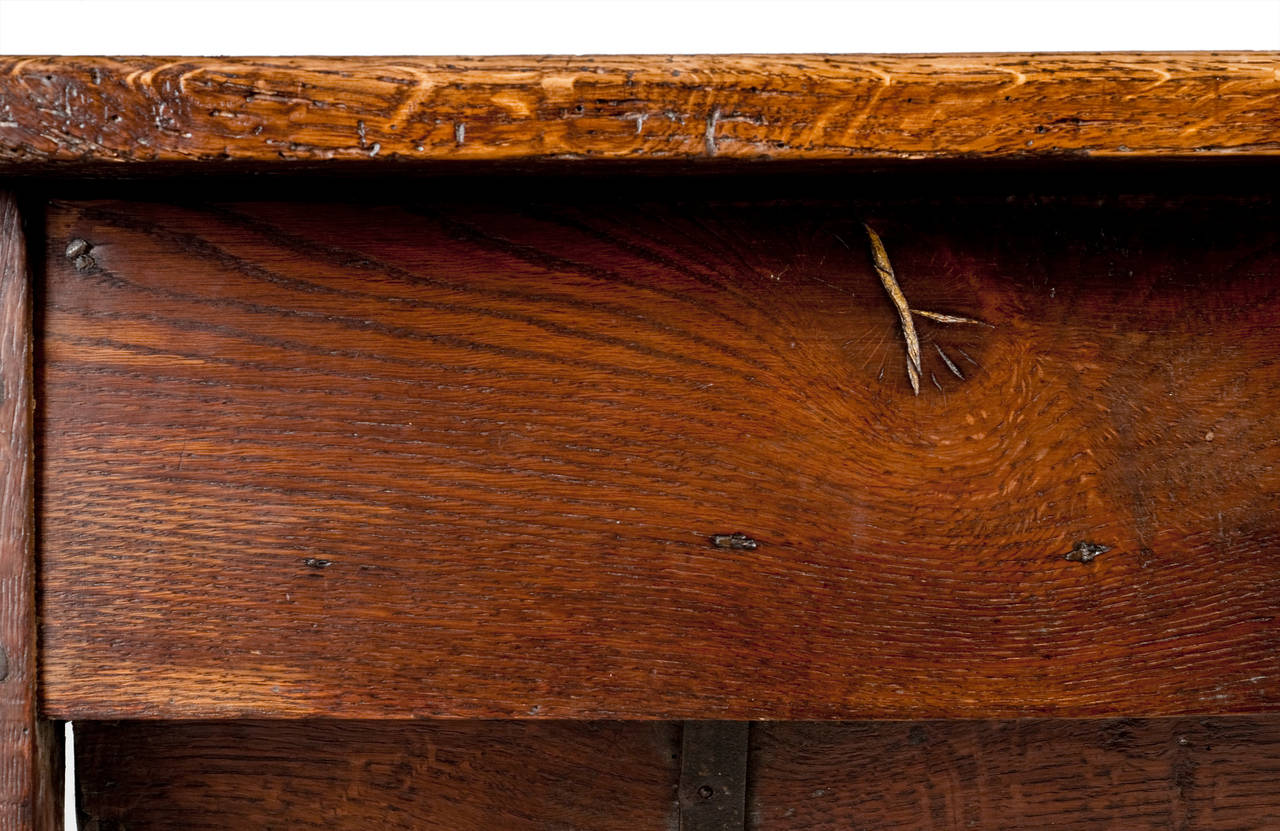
(863, 224, 988, 394)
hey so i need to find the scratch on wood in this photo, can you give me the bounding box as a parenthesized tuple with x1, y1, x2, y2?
(864, 224, 990, 395)
(704, 108, 719, 156)
(914, 309, 990, 326)
(1065, 541, 1110, 563)
(936, 344, 964, 379)
(864, 224, 921, 393)
(622, 112, 649, 135)
(711, 533, 757, 551)
(905, 355, 920, 396)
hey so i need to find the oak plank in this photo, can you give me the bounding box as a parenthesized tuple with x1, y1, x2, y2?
(37, 191, 1280, 719)
(749, 718, 1280, 830)
(1, 54, 1279, 169)
(75, 717, 1280, 830)
(1, 192, 61, 830)
(75, 720, 680, 830)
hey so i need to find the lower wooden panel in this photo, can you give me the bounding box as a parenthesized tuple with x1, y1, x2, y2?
(74, 720, 681, 831)
(75, 718, 1280, 830)
(750, 718, 1280, 830)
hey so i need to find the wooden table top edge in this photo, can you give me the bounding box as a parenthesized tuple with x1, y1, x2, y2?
(1, 52, 1279, 170)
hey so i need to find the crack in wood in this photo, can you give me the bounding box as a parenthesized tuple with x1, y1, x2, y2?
(863, 223, 990, 395)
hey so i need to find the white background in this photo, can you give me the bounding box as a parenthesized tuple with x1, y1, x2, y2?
(1, 0, 1279, 54)
(1, 1, 1276, 828)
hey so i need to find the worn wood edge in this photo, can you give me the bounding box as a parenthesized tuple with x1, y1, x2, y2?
(0, 192, 61, 830)
(1, 53, 1278, 170)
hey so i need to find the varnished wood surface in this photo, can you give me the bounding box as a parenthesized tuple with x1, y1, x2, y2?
(74, 720, 680, 830)
(2, 54, 1279, 169)
(38, 187, 1280, 719)
(0, 193, 61, 831)
(750, 718, 1280, 830)
(74, 718, 1280, 830)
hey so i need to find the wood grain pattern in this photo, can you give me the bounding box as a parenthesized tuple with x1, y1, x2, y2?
(749, 717, 1280, 830)
(38, 188, 1280, 720)
(74, 717, 1280, 830)
(2, 54, 1279, 169)
(0, 193, 61, 830)
(74, 720, 680, 830)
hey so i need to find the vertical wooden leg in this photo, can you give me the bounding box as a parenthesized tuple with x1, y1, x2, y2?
(1, 192, 62, 831)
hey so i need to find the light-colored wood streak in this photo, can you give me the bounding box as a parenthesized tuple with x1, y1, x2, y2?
(1, 54, 1279, 168)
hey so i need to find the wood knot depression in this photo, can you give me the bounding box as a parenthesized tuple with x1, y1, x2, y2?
(711, 533, 758, 551)
(1065, 541, 1110, 563)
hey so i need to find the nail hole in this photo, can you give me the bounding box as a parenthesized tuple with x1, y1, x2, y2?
(711, 533, 758, 551)
(64, 238, 91, 259)
(1065, 541, 1109, 563)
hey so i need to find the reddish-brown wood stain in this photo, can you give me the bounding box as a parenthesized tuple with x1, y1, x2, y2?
(5, 52, 1280, 831)
(1, 193, 61, 831)
(37, 188, 1280, 720)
